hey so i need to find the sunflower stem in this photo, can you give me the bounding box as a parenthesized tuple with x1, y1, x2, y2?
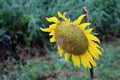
(90, 64, 94, 79)
(82, 7, 94, 80)
(83, 7, 89, 23)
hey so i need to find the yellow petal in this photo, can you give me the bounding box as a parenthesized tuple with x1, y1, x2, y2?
(85, 52, 97, 67)
(64, 53, 70, 62)
(80, 56, 87, 68)
(46, 17, 60, 24)
(58, 11, 70, 23)
(49, 31, 54, 36)
(40, 28, 51, 32)
(89, 43, 102, 56)
(40, 24, 57, 32)
(85, 28, 93, 33)
(50, 36, 56, 43)
(75, 14, 86, 25)
(57, 46, 64, 57)
(81, 53, 91, 68)
(88, 48, 99, 60)
(86, 33, 100, 43)
(90, 41, 103, 51)
(49, 24, 57, 29)
(72, 54, 80, 67)
(79, 23, 91, 30)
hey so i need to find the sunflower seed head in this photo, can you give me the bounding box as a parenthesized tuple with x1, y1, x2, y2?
(55, 22, 88, 55)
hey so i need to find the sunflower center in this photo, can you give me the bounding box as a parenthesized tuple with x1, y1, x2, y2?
(55, 22, 89, 55)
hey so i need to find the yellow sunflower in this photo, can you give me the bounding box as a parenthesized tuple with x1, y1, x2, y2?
(40, 11, 103, 68)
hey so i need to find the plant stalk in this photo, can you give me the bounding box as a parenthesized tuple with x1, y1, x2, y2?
(82, 7, 94, 79)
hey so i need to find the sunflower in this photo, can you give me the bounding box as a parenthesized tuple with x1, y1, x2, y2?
(40, 11, 103, 68)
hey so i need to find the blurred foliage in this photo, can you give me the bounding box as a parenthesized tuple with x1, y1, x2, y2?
(0, 0, 44, 48)
(0, 0, 120, 48)
(0, 0, 120, 79)
(0, 39, 120, 80)
(91, 0, 120, 40)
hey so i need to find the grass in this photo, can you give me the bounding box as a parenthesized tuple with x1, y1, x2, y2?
(0, 39, 120, 80)
(95, 39, 120, 80)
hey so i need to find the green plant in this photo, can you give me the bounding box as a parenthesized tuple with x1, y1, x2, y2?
(1, 0, 120, 49)
(90, 0, 120, 39)
(0, 0, 44, 48)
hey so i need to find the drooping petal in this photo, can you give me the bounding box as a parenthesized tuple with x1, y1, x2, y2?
(40, 28, 52, 32)
(90, 41, 103, 51)
(88, 49, 99, 60)
(88, 43, 102, 56)
(85, 51, 97, 67)
(79, 23, 91, 30)
(72, 54, 80, 67)
(49, 24, 57, 29)
(58, 11, 70, 23)
(46, 17, 60, 24)
(50, 36, 56, 43)
(81, 52, 91, 68)
(75, 14, 86, 25)
(64, 53, 70, 62)
(57, 46, 64, 57)
(85, 28, 93, 33)
(40, 24, 57, 32)
(86, 33, 100, 43)
(49, 31, 54, 36)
